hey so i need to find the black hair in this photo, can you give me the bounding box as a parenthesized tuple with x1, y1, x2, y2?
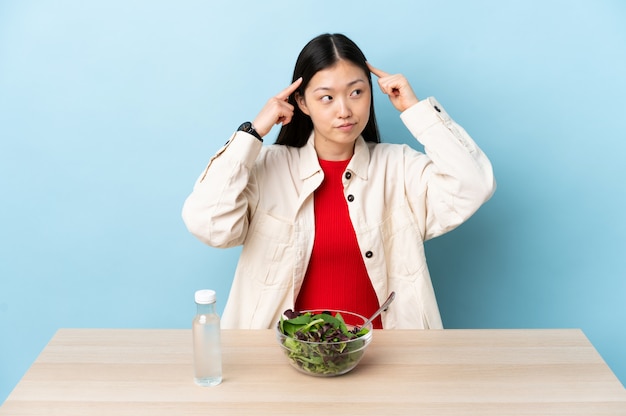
(275, 33, 380, 147)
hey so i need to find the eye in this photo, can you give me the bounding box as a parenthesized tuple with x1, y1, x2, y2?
(321, 95, 332, 103)
(350, 89, 362, 97)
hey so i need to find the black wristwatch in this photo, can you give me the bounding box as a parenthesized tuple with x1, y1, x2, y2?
(237, 121, 263, 142)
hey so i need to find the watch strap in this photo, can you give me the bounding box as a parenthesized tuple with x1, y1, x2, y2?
(237, 122, 263, 142)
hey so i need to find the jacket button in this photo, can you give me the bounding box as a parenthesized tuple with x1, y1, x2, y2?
(365, 251, 373, 258)
(347, 194, 355, 202)
(345, 171, 352, 180)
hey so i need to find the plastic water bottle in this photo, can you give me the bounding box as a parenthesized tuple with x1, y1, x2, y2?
(192, 289, 222, 386)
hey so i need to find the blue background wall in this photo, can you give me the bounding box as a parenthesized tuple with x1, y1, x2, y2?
(1, 0, 625, 402)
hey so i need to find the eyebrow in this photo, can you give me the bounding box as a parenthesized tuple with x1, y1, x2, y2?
(312, 78, 367, 93)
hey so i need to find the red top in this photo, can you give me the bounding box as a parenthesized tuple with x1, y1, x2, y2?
(295, 159, 382, 329)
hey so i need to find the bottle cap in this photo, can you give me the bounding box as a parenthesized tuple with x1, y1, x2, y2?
(195, 289, 216, 304)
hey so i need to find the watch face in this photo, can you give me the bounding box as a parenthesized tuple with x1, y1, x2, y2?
(237, 121, 262, 141)
(239, 122, 252, 132)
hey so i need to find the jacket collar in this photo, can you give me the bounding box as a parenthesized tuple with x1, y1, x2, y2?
(299, 132, 370, 181)
(299, 132, 321, 181)
(348, 135, 370, 180)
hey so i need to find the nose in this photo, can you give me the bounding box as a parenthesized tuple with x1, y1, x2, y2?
(337, 98, 352, 118)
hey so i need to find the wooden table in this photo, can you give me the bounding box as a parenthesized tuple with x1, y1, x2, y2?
(1, 329, 625, 415)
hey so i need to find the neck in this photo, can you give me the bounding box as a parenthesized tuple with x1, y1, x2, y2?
(313, 138, 355, 161)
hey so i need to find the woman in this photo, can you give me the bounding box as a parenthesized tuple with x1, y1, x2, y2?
(182, 33, 495, 329)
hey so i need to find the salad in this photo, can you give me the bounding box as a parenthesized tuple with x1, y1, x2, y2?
(277, 309, 371, 376)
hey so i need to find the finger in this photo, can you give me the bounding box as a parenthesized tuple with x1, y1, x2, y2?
(276, 77, 303, 101)
(367, 62, 390, 78)
(277, 113, 293, 126)
(276, 107, 296, 126)
(273, 100, 295, 124)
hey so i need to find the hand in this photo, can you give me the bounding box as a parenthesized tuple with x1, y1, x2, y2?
(252, 77, 303, 137)
(368, 62, 419, 113)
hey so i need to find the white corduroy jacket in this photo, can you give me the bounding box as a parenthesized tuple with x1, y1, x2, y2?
(182, 97, 495, 329)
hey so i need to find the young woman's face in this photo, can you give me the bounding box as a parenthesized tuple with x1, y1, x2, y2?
(296, 60, 371, 160)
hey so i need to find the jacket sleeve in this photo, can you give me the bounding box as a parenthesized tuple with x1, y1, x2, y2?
(181, 132, 263, 248)
(400, 97, 496, 241)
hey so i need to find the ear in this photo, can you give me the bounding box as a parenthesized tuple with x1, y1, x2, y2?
(295, 92, 310, 116)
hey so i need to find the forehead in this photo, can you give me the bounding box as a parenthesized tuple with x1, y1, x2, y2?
(306, 60, 368, 91)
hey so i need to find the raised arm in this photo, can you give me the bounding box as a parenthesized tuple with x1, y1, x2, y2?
(181, 78, 303, 247)
(369, 61, 495, 239)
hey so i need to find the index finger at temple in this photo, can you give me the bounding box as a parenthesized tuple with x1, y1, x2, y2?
(367, 62, 389, 78)
(276, 77, 303, 100)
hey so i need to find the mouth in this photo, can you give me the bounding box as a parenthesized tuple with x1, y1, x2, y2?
(337, 123, 356, 131)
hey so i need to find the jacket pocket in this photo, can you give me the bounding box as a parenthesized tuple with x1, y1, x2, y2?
(380, 204, 426, 282)
(240, 212, 293, 287)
